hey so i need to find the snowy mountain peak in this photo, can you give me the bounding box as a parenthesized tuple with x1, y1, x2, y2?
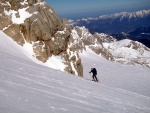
(103, 39, 150, 67)
(98, 10, 150, 19)
(73, 9, 150, 34)
(77, 9, 150, 22)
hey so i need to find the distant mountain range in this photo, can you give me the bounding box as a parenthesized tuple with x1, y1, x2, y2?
(73, 10, 150, 34)
(112, 26, 150, 48)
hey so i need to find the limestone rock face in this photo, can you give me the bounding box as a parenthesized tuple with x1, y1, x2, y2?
(71, 26, 150, 68)
(71, 26, 115, 61)
(0, 0, 83, 76)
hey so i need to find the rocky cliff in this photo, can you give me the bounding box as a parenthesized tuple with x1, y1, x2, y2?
(70, 26, 115, 61)
(0, 0, 83, 76)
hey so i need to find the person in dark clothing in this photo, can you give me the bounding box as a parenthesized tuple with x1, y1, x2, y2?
(89, 68, 98, 82)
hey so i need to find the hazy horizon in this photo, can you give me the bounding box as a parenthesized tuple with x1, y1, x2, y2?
(45, 0, 150, 19)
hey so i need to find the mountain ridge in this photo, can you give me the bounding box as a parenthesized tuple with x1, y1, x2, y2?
(73, 9, 150, 34)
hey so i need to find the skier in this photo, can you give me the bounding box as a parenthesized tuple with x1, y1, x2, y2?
(89, 68, 98, 82)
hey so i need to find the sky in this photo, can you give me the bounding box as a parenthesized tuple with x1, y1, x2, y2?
(45, 0, 150, 19)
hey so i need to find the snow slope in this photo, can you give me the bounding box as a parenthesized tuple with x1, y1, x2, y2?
(0, 31, 150, 113)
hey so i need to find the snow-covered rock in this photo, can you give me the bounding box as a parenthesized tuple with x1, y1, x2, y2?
(71, 26, 150, 68)
(71, 26, 114, 61)
(0, 0, 83, 76)
(103, 39, 150, 67)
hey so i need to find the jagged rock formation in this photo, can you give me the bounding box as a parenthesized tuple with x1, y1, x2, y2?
(71, 26, 150, 68)
(103, 39, 150, 67)
(71, 26, 115, 61)
(0, 0, 83, 76)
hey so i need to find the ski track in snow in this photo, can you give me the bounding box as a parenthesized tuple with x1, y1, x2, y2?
(0, 31, 150, 113)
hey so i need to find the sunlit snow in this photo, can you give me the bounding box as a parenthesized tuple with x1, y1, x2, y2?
(4, 7, 32, 24)
(0, 31, 150, 113)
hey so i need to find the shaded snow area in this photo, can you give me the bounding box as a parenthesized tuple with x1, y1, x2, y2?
(0, 31, 150, 113)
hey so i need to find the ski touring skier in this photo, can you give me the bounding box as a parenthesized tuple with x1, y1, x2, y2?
(89, 68, 98, 82)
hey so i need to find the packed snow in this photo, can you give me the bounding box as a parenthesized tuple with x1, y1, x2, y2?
(0, 31, 150, 113)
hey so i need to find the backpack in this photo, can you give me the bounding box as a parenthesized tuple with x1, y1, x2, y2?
(93, 68, 97, 74)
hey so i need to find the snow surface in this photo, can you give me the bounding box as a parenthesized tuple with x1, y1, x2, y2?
(0, 31, 150, 113)
(4, 7, 32, 24)
(103, 39, 150, 58)
(102, 39, 150, 67)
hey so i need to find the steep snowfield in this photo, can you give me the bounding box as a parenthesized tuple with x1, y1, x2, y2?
(81, 48, 150, 97)
(0, 31, 150, 113)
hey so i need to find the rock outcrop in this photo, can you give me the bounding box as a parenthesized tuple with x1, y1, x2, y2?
(71, 26, 115, 61)
(0, 0, 83, 76)
(71, 26, 150, 68)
